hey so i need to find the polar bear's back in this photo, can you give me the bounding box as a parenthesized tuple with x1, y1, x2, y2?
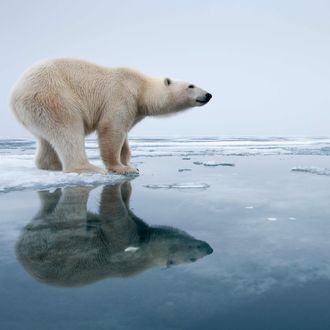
(10, 59, 121, 133)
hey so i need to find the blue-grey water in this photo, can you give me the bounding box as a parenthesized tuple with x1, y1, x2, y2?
(1, 138, 330, 329)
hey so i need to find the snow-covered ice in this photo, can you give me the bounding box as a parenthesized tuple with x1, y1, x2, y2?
(0, 158, 126, 193)
(128, 136, 330, 157)
(0, 139, 127, 192)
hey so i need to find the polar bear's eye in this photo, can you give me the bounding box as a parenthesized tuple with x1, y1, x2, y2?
(164, 78, 171, 86)
(188, 85, 195, 88)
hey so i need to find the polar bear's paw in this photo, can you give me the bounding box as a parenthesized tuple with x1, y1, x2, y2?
(108, 165, 139, 175)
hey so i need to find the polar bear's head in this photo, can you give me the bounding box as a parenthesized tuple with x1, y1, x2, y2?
(163, 77, 212, 108)
(140, 76, 212, 116)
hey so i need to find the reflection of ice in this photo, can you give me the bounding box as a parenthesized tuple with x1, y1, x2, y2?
(144, 183, 210, 190)
(124, 247, 140, 252)
(193, 160, 235, 167)
(292, 166, 330, 176)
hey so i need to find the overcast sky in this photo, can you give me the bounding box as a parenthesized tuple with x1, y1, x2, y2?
(1, 0, 329, 138)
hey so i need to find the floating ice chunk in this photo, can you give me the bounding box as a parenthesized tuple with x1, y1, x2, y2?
(144, 184, 170, 189)
(288, 217, 297, 220)
(124, 246, 140, 252)
(193, 160, 235, 167)
(245, 206, 254, 209)
(291, 166, 330, 176)
(182, 157, 191, 160)
(267, 217, 277, 221)
(0, 161, 126, 193)
(144, 182, 210, 190)
(178, 168, 192, 172)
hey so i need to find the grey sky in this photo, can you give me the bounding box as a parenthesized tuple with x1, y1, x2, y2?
(1, 0, 329, 138)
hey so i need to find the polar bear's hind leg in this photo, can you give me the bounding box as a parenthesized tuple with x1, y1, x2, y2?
(35, 138, 62, 171)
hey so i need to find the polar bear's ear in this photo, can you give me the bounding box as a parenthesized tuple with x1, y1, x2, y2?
(164, 78, 171, 86)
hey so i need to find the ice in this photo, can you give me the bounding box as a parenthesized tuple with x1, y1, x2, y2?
(291, 166, 330, 176)
(1, 137, 330, 192)
(144, 183, 210, 190)
(129, 136, 330, 157)
(0, 153, 125, 193)
(193, 160, 235, 167)
(288, 217, 297, 220)
(178, 168, 192, 172)
(245, 206, 254, 209)
(267, 217, 277, 221)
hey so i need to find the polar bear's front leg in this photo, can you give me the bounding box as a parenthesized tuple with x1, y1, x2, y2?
(98, 125, 138, 175)
(121, 138, 131, 166)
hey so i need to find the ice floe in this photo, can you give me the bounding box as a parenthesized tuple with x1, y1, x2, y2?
(144, 183, 210, 190)
(178, 168, 192, 172)
(193, 160, 235, 167)
(267, 217, 277, 221)
(128, 136, 330, 157)
(291, 166, 330, 176)
(0, 154, 126, 193)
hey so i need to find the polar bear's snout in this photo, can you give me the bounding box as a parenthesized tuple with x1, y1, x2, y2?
(196, 92, 212, 105)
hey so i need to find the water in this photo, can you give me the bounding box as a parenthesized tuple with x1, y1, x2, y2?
(1, 137, 330, 329)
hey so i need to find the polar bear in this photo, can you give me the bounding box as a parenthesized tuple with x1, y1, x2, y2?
(10, 58, 212, 174)
(15, 181, 213, 287)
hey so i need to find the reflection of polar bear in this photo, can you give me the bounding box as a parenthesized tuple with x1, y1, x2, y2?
(16, 182, 213, 287)
(10, 58, 212, 174)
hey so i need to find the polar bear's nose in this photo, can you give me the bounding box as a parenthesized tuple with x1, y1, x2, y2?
(205, 93, 212, 102)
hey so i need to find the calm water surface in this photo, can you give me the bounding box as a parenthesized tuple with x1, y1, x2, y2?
(1, 151, 330, 329)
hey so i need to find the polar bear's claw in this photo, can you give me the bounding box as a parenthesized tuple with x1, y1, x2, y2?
(108, 165, 139, 175)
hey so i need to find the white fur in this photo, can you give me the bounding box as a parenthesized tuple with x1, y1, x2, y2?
(10, 58, 211, 174)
